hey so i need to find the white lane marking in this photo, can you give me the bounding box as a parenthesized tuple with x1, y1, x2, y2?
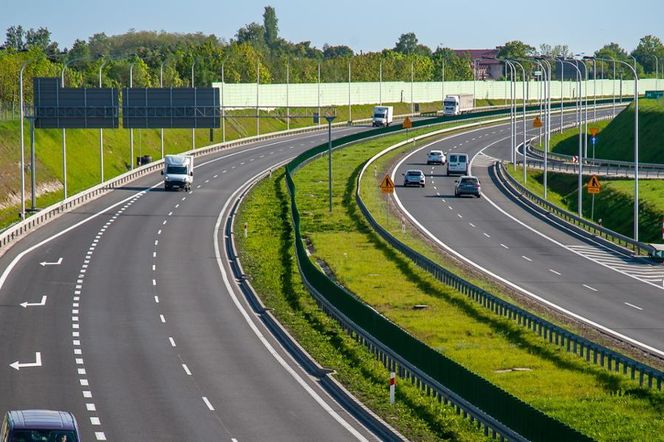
(583, 284, 598, 292)
(483, 232, 491, 238)
(457, 214, 463, 219)
(202, 397, 215, 411)
(76, 358, 84, 365)
(90, 417, 100, 425)
(80, 379, 89, 386)
(78, 368, 86, 375)
(83, 391, 92, 398)
(500, 244, 509, 249)
(152, 264, 156, 271)
(40, 257, 63, 266)
(74, 348, 81, 354)
(20, 295, 47, 308)
(469, 223, 476, 228)
(213, 165, 368, 441)
(175, 204, 180, 209)
(169, 337, 176, 347)
(154, 240, 159, 246)
(163, 220, 167, 225)
(95, 432, 107, 440)
(157, 230, 162, 235)
(624, 302, 643, 311)
(213, 175, 218, 178)
(182, 197, 187, 201)
(154, 296, 159, 304)
(196, 185, 201, 189)
(168, 212, 173, 216)
(9, 352, 42, 371)
(522, 256, 532, 262)
(549, 269, 561, 275)
(448, 206, 453, 210)
(153, 252, 157, 258)
(160, 314, 166, 323)
(152, 279, 156, 286)
(182, 364, 192, 376)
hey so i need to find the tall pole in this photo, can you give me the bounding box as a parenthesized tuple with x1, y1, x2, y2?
(99, 61, 106, 182)
(60, 64, 68, 199)
(160, 62, 164, 159)
(505, 61, 517, 168)
(256, 60, 260, 136)
(473, 59, 477, 108)
(192, 60, 196, 149)
(221, 62, 225, 143)
(631, 55, 639, 241)
(317, 62, 321, 127)
(441, 58, 445, 110)
(379, 59, 383, 105)
(509, 60, 527, 186)
(610, 57, 616, 117)
(129, 62, 134, 170)
(410, 61, 414, 115)
(564, 61, 584, 217)
(593, 58, 597, 120)
(583, 60, 589, 158)
(652, 54, 659, 91)
(348, 60, 351, 122)
(286, 61, 290, 130)
(30, 112, 36, 211)
(558, 58, 564, 133)
(325, 115, 336, 212)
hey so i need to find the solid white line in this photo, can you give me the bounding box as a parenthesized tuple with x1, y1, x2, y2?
(549, 269, 561, 276)
(213, 165, 368, 441)
(624, 302, 643, 311)
(522, 256, 532, 262)
(202, 397, 215, 411)
(182, 364, 192, 375)
(388, 127, 664, 358)
(583, 284, 598, 292)
(169, 337, 176, 347)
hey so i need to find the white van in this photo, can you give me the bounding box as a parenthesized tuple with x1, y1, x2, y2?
(446, 153, 469, 176)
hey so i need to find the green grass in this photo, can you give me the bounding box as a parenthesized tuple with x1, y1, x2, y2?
(548, 98, 664, 163)
(287, 129, 664, 440)
(235, 172, 486, 442)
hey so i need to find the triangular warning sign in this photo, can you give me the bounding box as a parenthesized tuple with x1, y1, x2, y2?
(380, 174, 395, 193)
(533, 117, 543, 128)
(587, 175, 601, 194)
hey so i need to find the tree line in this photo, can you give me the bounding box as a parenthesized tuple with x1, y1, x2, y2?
(1, 6, 663, 106)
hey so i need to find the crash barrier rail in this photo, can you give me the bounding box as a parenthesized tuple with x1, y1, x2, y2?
(0, 115, 389, 256)
(0, 102, 515, 252)
(522, 157, 664, 178)
(286, 112, 598, 441)
(496, 159, 655, 257)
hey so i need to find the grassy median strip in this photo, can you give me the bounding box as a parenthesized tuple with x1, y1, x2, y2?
(286, 132, 664, 440)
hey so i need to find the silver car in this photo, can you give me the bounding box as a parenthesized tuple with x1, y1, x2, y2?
(403, 170, 426, 187)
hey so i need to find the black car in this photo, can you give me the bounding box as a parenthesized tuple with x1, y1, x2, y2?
(454, 176, 481, 198)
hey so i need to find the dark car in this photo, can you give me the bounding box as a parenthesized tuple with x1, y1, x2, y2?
(1, 410, 80, 442)
(454, 176, 481, 198)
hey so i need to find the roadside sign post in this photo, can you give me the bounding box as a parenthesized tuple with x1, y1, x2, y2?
(380, 174, 395, 225)
(325, 109, 336, 213)
(403, 116, 413, 143)
(587, 175, 601, 221)
(389, 372, 396, 405)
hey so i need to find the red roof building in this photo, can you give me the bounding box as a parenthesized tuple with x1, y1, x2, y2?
(453, 48, 503, 80)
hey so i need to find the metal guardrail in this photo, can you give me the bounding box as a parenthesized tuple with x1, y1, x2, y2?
(0, 119, 370, 257)
(286, 115, 596, 441)
(353, 131, 664, 397)
(495, 160, 655, 257)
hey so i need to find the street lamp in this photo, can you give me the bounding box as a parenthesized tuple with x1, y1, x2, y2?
(506, 59, 528, 185)
(561, 59, 585, 217)
(129, 61, 135, 170)
(18, 61, 31, 220)
(504, 61, 517, 167)
(594, 55, 640, 240)
(325, 113, 337, 213)
(99, 60, 107, 182)
(159, 61, 165, 159)
(192, 60, 196, 149)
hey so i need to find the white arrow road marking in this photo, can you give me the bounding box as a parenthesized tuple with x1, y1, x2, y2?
(20, 295, 47, 308)
(10, 352, 42, 370)
(40, 257, 62, 267)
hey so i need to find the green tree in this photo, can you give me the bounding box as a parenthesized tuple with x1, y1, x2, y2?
(631, 35, 664, 75)
(263, 6, 279, 51)
(394, 32, 418, 55)
(5, 25, 25, 50)
(236, 22, 265, 48)
(322, 44, 353, 59)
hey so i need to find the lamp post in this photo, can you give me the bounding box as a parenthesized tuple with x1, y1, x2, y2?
(562, 60, 584, 217)
(221, 62, 225, 143)
(348, 60, 352, 122)
(129, 62, 135, 170)
(473, 59, 477, 109)
(596, 55, 640, 240)
(99, 60, 107, 182)
(507, 59, 528, 185)
(410, 61, 414, 115)
(255, 60, 259, 136)
(379, 59, 383, 106)
(325, 114, 336, 213)
(159, 61, 165, 159)
(504, 60, 517, 168)
(317, 62, 321, 127)
(608, 56, 617, 117)
(191, 60, 197, 148)
(18, 62, 30, 219)
(441, 58, 445, 110)
(286, 60, 290, 130)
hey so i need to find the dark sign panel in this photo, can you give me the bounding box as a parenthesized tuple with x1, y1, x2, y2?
(33, 77, 119, 129)
(122, 88, 220, 128)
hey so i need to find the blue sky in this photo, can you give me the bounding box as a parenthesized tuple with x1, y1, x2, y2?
(3, 0, 663, 54)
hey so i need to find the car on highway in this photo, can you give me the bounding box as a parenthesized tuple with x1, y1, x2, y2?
(447, 153, 469, 176)
(454, 175, 481, 198)
(1, 410, 80, 442)
(403, 169, 426, 187)
(426, 150, 446, 165)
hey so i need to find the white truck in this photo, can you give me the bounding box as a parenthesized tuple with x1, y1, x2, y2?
(162, 154, 194, 191)
(372, 106, 393, 127)
(443, 94, 474, 116)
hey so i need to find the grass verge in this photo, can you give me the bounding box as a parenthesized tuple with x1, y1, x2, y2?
(286, 128, 664, 440)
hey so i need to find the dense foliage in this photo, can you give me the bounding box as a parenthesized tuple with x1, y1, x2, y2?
(1, 6, 662, 106)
